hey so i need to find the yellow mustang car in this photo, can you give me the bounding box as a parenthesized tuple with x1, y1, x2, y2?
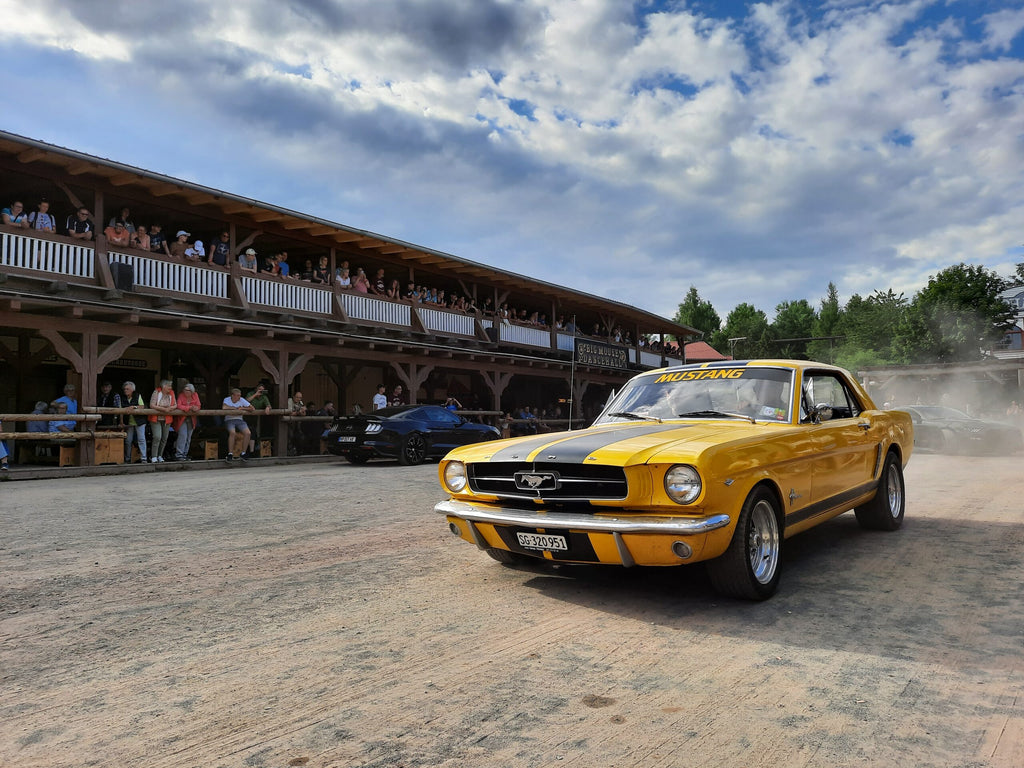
(436, 360, 913, 600)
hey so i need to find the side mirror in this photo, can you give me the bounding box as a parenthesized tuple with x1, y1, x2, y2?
(812, 403, 834, 422)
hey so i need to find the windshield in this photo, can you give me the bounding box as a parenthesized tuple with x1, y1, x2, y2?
(595, 366, 795, 424)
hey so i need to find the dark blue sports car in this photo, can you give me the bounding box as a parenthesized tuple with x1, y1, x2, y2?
(326, 405, 501, 465)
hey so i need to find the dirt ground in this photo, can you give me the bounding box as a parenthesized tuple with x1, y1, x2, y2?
(1, 454, 1022, 768)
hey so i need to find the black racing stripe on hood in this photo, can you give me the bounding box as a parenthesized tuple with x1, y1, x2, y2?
(488, 423, 687, 463)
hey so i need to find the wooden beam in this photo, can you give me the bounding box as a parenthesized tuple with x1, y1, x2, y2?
(220, 203, 256, 215)
(332, 232, 365, 243)
(252, 211, 287, 223)
(66, 162, 95, 176)
(307, 226, 336, 236)
(376, 245, 409, 255)
(150, 185, 182, 198)
(109, 174, 138, 187)
(17, 149, 46, 164)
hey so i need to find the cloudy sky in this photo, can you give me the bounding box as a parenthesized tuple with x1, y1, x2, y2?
(2, 0, 1023, 323)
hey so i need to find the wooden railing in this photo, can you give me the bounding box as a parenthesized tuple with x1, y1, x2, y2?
(419, 306, 475, 336)
(1, 228, 675, 368)
(338, 291, 411, 326)
(1, 230, 94, 278)
(110, 251, 229, 298)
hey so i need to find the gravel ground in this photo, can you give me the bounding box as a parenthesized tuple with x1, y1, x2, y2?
(1, 454, 1022, 767)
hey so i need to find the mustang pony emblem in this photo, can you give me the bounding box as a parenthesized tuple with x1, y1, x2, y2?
(514, 471, 558, 491)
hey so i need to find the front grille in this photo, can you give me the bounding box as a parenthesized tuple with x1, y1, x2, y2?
(468, 462, 627, 501)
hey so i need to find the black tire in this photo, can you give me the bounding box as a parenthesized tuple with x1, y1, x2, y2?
(485, 547, 531, 565)
(854, 451, 905, 531)
(345, 454, 370, 465)
(940, 429, 957, 454)
(707, 486, 783, 601)
(397, 432, 427, 466)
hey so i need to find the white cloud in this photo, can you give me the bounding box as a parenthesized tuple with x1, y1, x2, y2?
(1, 0, 1023, 325)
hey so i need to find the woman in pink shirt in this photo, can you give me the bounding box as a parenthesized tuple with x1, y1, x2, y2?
(173, 382, 202, 461)
(353, 268, 370, 293)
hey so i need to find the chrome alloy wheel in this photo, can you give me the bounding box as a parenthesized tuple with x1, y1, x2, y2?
(885, 462, 903, 520)
(748, 499, 780, 585)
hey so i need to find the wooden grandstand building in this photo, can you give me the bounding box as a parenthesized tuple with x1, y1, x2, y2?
(0, 130, 696, 462)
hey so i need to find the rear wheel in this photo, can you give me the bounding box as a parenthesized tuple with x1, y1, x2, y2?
(707, 486, 782, 600)
(398, 432, 427, 465)
(854, 451, 905, 531)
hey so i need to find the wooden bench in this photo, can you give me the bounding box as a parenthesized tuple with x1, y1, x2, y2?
(1, 431, 127, 466)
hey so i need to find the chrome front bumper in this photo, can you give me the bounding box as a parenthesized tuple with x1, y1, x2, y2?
(435, 499, 731, 535)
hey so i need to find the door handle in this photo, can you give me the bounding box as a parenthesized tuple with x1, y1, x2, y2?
(857, 422, 871, 431)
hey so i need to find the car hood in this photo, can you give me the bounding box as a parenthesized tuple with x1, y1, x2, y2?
(926, 417, 1012, 432)
(447, 420, 785, 466)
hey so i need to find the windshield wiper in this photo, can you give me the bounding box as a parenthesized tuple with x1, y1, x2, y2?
(607, 411, 663, 423)
(678, 410, 755, 423)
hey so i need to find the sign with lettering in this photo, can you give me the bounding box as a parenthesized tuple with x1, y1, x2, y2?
(575, 339, 629, 369)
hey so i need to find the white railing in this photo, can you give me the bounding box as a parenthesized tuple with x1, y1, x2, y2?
(1, 231, 94, 279)
(109, 252, 228, 298)
(628, 348, 637, 363)
(664, 355, 684, 367)
(500, 323, 551, 348)
(243, 277, 331, 314)
(641, 350, 663, 367)
(419, 306, 475, 336)
(556, 332, 575, 352)
(338, 291, 411, 326)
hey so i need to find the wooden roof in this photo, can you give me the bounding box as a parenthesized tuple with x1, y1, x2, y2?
(0, 130, 695, 339)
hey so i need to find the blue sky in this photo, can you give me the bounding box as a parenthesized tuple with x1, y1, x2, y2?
(2, 0, 1023, 324)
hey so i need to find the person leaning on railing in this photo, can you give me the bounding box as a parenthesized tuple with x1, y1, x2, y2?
(2, 200, 29, 228)
(173, 383, 202, 461)
(119, 381, 148, 463)
(65, 207, 94, 240)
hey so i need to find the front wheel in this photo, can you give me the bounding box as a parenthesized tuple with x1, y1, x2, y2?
(398, 432, 427, 465)
(485, 547, 532, 565)
(707, 486, 782, 600)
(854, 451, 905, 531)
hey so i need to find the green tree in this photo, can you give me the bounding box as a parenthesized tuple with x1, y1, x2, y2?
(713, 302, 773, 359)
(834, 289, 908, 365)
(808, 282, 843, 363)
(771, 299, 816, 359)
(898, 263, 1012, 362)
(672, 286, 721, 340)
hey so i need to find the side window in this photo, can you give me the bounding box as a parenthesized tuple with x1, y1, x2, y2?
(804, 373, 863, 419)
(426, 408, 460, 426)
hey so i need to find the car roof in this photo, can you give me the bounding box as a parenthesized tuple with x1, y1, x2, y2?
(648, 359, 846, 376)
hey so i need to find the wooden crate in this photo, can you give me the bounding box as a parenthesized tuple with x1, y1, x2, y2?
(94, 435, 124, 465)
(259, 439, 272, 458)
(203, 440, 219, 460)
(58, 442, 79, 467)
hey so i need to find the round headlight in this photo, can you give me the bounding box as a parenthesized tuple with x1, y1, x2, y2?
(664, 464, 701, 504)
(443, 461, 468, 493)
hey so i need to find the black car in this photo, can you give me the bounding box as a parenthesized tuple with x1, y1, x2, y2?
(902, 405, 1023, 455)
(326, 405, 501, 465)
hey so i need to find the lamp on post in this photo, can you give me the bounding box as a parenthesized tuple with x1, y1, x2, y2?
(728, 337, 747, 359)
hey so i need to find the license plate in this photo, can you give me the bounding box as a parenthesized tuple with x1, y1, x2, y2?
(336, 436, 357, 443)
(516, 532, 568, 551)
